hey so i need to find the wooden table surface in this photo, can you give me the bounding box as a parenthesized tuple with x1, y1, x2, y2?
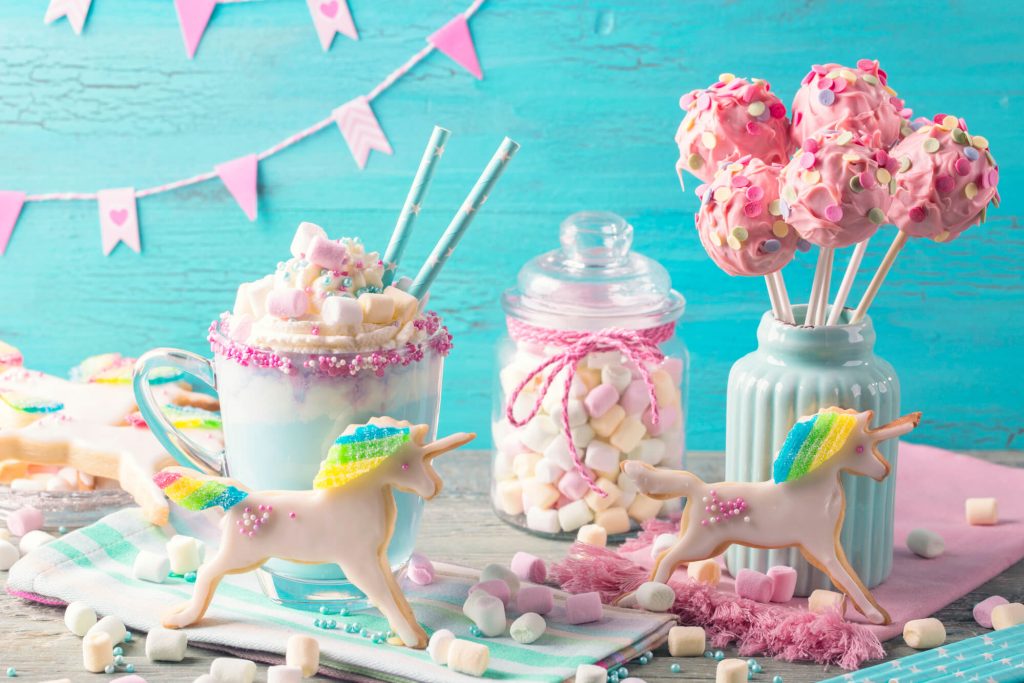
(1, 450, 1020, 682)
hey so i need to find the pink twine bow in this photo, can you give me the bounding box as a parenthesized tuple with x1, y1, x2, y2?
(505, 322, 673, 497)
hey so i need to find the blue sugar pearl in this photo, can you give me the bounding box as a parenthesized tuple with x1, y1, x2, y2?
(714, 650, 725, 661)
(314, 618, 322, 628)
(125, 664, 135, 674)
(113, 647, 123, 656)
(319, 606, 329, 615)
(469, 625, 482, 637)
(618, 668, 628, 677)
(645, 651, 653, 660)
(638, 656, 649, 665)
(185, 572, 197, 583)
(58, 526, 67, 535)
(114, 655, 125, 666)
(773, 676, 784, 683)
(360, 628, 369, 637)
(104, 664, 116, 674)
(748, 672, 754, 681)
(704, 650, 714, 658)
(339, 607, 350, 617)
(747, 659, 757, 669)
(5, 667, 14, 677)
(752, 662, 763, 674)
(670, 663, 682, 673)
(123, 632, 133, 643)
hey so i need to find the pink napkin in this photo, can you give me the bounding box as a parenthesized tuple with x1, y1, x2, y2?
(620, 443, 1024, 641)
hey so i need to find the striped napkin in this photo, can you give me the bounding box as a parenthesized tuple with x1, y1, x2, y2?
(6, 507, 674, 683)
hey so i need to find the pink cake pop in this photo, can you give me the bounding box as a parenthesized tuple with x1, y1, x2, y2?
(791, 60, 910, 149)
(676, 74, 791, 184)
(694, 156, 799, 276)
(779, 130, 896, 249)
(888, 114, 1000, 242)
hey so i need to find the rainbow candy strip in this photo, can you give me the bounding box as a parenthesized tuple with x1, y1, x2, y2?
(70, 353, 184, 385)
(161, 404, 222, 430)
(0, 391, 64, 414)
(313, 425, 411, 490)
(154, 471, 248, 511)
(773, 411, 857, 483)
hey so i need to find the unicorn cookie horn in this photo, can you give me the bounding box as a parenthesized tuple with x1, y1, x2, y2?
(154, 417, 474, 649)
(622, 408, 920, 625)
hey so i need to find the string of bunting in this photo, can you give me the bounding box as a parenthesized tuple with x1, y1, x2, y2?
(1, 0, 487, 256)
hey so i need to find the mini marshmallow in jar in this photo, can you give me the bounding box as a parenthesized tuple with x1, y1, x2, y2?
(493, 212, 687, 538)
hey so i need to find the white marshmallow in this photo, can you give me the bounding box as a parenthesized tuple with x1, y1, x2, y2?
(584, 440, 620, 474)
(637, 438, 666, 465)
(290, 222, 327, 258)
(535, 459, 566, 484)
(493, 450, 516, 480)
(64, 601, 97, 636)
(235, 276, 274, 319)
(965, 497, 998, 526)
(636, 581, 676, 612)
(566, 400, 589, 427)
(586, 351, 621, 369)
(194, 676, 218, 683)
(571, 424, 595, 448)
(447, 639, 490, 677)
(82, 632, 113, 673)
(520, 420, 556, 453)
(716, 658, 749, 683)
(320, 296, 362, 328)
(384, 285, 419, 324)
(358, 293, 395, 324)
(286, 634, 320, 677)
(19, 530, 54, 554)
(906, 528, 945, 559)
(808, 589, 845, 615)
(543, 435, 575, 471)
(463, 591, 506, 637)
(87, 615, 126, 644)
(167, 535, 202, 574)
(576, 524, 607, 547)
(526, 507, 561, 534)
(132, 550, 170, 584)
(668, 625, 706, 657)
(601, 365, 632, 394)
(617, 473, 638, 508)
(210, 657, 257, 683)
(0, 528, 9, 541)
(992, 603, 1024, 630)
(513, 452, 542, 480)
(46, 476, 74, 492)
(651, 533, 678, 559)
(0, 539, 19, 570)
(903, 617, 946, 649)
(427, 629, 455, 665)
(10, 478, 45, 491)
(146, 626, 188, 662)
(495, 480, 524, 516)
(575, 664, 608, 683)
(558, 499, 594, 532)
(267, 665, 303, 683)
(510, 612, 546, 644)
(480, 563, 520, 596)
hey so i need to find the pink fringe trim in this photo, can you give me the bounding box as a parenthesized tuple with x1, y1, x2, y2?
(550, 538, 883, 670)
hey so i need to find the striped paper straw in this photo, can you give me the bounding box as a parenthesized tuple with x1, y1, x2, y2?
(408, 136, 520, 298)
(382, 126, 451, 287)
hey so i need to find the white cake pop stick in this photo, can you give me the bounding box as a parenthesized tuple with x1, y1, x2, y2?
(827, 240, 869, 325)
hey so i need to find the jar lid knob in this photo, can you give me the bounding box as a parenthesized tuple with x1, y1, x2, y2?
(559, 211, 633, 267)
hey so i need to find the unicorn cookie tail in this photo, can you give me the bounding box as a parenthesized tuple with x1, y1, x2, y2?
(154, 468, 248, 512)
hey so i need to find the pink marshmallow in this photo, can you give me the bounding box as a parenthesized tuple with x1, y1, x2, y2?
(642, 404, 680, 437)
(557, 470, 591, 501)
(306, 235, 348, 270)
(6, 506, 43, 536)
(565, 591, 603, 624)
(407, 553, 435, 586)
(266, 289, 308, 319)
(767, 565, 798, 603)
(584, 384, 619, 418)
(517, 585, 554, 615)
(974, 595, 1009, 628)
(510, 552, 547, 584)
(619, 380, 652, 415)
(584, 440, 619, 474)
(470, 579, 512, 607)
(661, 357, 684, 384)
(735, 568, 773, 603)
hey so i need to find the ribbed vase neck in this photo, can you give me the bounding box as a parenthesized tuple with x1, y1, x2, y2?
(756, 305, 877, 364)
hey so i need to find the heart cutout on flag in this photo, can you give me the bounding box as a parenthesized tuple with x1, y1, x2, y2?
(109, 209, 128, 226)
(320, 1, 338, 18)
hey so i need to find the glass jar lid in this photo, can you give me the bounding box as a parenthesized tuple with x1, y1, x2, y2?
(502, 211, 685, 331)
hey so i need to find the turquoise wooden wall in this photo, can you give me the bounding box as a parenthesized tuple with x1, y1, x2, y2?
(0, 1, 1020, 450)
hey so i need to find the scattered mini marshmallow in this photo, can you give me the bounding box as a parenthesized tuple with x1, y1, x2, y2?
(463, 591, 507, 637)
(88, 615, 127, 644)
(39, 679, 73, 683)
(267, 665, 302, 683)
(64, 601, 97, 636)
(906, 528, 945, 558)
(110, 676, 147, 683)
(716, 658, 749, 683)
(808, 589, 846, 616)
(510, 612, 546, 644)
(0, 539, 19, 571)
(565, 591, 603, 624)
(447, 639, 490, 677)
(19, 529, 55, 554)
(575, 664, 608, 683)
(210, 657, 257, 683)
(735, 568, 773, 603)
(991, 603, 1024, 630)
(687, 559, 721, 586)
(510, 551, 547, 584)
(766, 565, 798, 603)
(576, 524, 607, 547)
(636, 581, 675, 612)
(167, 535, 203, 574)
(480, 563, 521, 596)
(974, 595, 1009, 628)
(145, 626, 188, 662)
(903, 617, 946, 649)
(650, 533, 677, 559)
(132, 550, 170, 584)
(470, 579, 512, 607)
(6, 505, 43, 536)
(517, 585, 554, 615)
(407, 553, 435, 586)
(668, 625, 706, 657)
(965, 498, 998, 526)
(193, 676, 218, 683)
(286, 634, 320, 677)
(83, 631, 113, 673)
(427, 629, 455, 665)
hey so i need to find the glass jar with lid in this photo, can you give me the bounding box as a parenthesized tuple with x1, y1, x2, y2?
(492, 211, 688, 538)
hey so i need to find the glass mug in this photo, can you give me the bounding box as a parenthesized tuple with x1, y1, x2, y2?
(133, 324, 448, 609)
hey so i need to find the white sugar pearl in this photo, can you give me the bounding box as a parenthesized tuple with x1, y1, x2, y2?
(510, 612, 546, 644)
(427, 629, 455, 665)
(132, 550, 170, 584)
(0, 539, 19, 570)
(210, 657, 257, 683)
(166, 535, 202, 574)
(64, 601, 97, 636)
(285, 634, 320, 677)
(145, 626, 188, 662)
(87, 615, 126, 644)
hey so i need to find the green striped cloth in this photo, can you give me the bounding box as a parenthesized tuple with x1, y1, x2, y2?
(7, 508, 673, 682)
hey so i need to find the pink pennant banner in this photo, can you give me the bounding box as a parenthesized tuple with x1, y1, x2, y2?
(215, 154, 259, 221)
(306, 0, 358, 51)
(43, 0, 93, 35)
(174, 0, 217, 59)
(332, 96, 392, 170)
(97, 188, 141, 256)
(429, 14, 483, 80)
(0, 192, 26, 256)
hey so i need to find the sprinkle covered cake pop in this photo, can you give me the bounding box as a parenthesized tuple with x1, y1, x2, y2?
(676, 74, 791, 184)
(791, 60, 909, 149)
(888, 115, 1000, 242)
(694, 156, 798, 276)
(779, 130, 895, 249)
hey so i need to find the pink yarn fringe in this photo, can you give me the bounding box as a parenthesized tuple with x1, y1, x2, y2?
(550, 540, 883, 670)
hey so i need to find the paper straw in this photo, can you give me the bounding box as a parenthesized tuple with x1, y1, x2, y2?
(827, 239, 869, 325)
(850, 230, 909, 324)
(382, 126, 451, 287)
(409, 137, 520, 298)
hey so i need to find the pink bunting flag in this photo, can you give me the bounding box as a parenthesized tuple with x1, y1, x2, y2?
(215, 154, 259, 221)
(332, 96, 392, 170)
(174, 0, 217, 59)
(97, 188, 141, 256)
(428, 14, 483, 80)
(43, 0, 93, 35)
(306, 0, 358, 51)
(0, 192, 26, 256)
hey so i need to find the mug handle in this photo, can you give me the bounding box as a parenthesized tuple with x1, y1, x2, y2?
(133, 348, 225, 475)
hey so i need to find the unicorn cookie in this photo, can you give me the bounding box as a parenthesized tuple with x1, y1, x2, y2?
(154, 417, 474, 648)
(623, 407, 920, 625)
